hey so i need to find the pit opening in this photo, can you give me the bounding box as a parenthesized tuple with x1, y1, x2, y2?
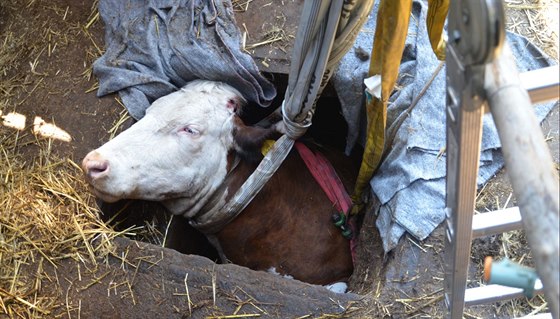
(95, 74, 387, 293)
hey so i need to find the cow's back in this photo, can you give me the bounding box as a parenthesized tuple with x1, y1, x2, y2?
(217, 143, 356, 285)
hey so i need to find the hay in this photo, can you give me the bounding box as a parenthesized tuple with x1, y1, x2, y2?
(244, 27, 289, 51)
(505, 0, 559, 60)
(0, 0, 129, 304)
(0, 128, 128, 317)
(232, 0, 254, 13)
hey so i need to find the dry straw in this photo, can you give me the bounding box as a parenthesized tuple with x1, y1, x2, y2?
(0, 127, 128, 317)
(0, 0, 127, 303)
(504, 0, 559, 60)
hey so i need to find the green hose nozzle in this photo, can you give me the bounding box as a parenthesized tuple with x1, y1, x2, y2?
(484, 256, 539, 298)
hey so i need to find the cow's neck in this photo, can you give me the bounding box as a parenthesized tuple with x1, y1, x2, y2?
(196, 154, 242, 214)
(187, 151, 258, 233)
(162, 153, 236, 219)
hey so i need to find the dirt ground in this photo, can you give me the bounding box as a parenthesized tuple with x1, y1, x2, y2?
(1, 0, 558, 318)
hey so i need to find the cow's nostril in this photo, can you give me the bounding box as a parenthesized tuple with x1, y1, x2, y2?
(91, 162, 108, 173)
(86, 160, 109, 180)
(83, 154, 110, 181)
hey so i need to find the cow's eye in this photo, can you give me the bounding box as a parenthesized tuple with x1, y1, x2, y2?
(182, 125, 200, 136)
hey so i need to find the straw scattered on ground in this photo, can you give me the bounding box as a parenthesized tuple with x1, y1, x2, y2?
(505, 0, 559, 60)
(0, 127, 129, 317)
(0, 0, 122, 317)
(232, 0, 254, 13)
(233, 0, 292, 58)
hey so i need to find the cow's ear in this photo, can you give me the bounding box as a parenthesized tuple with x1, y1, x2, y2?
(232, 115, 280, 162)
(226, 96, 245, 115)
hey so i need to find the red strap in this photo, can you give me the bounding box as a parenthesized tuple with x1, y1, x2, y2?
(295, 142, 357, 263)
(295, 142, 352, 214)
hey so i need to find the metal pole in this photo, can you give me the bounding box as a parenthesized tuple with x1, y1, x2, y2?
(444, 0, 504, 316)
(443, 57, 485, 318)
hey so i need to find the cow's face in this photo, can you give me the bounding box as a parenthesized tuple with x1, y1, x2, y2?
(82, 81, 244, 215)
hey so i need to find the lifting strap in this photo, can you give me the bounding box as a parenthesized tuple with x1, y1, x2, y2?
(224, 0, 448, 222)
(295, 142, 357, 262)
(222, 0, 373, 222)
(352, 0, 413, 211)
(352, 0, 448, 213)
(427, 0, 449, 61)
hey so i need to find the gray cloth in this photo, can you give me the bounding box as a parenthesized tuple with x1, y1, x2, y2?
(93, 0, 276, 120)
(333, 0, 557, 252)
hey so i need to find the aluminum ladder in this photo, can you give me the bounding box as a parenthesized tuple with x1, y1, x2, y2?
(443, 0, 560, 318)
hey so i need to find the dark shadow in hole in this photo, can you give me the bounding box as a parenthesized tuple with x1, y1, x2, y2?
(96, 199, 220, 262)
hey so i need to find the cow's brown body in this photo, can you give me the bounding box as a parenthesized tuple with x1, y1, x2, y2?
(217, 145, 354, 285)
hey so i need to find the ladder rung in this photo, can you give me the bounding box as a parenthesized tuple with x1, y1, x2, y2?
(516, 313, 553, 319)
(472, 207, 523, 238)
(464, 281, 543, 306)
(520, 65, 560, 104)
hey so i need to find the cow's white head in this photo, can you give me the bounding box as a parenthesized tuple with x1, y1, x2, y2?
(82, 80, 274, 217)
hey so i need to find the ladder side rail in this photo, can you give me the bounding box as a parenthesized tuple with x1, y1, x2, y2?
(484, 44, 560, 319)
(443, 41, 486, 318)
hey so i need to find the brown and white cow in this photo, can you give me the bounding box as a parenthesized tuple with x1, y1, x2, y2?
(82, 80, 354, 290)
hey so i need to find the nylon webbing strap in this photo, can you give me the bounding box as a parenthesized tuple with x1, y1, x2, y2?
(190, 135, 295, 233)
(352, 0, 448, 212)
(284, 0, 344, 124)
(220, 1, 343, 232)
(427, 0, 449, 60)
(294, 142, 352, 214)
(352, 0, 413, 211)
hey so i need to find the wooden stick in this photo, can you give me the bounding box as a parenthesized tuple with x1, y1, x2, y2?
(485, 44, 559, 318)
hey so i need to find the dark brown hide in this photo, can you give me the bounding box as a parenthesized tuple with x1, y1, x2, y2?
(232, 115, 279, 162)
(216, 143, 355, 285)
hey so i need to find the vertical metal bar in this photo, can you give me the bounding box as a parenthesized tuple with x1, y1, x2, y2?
(444, 45, 486, 317)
